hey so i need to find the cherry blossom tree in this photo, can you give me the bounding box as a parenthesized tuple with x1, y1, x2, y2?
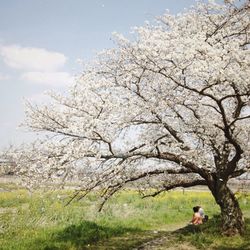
(1, 0, 249, 235)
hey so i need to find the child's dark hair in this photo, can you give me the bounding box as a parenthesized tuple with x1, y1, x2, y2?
(193, 206, 199, 212)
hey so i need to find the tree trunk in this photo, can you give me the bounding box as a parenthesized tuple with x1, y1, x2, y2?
(210, 180, 245, 235)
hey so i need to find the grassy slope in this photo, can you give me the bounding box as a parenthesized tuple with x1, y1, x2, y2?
(0, 185, 249, 250)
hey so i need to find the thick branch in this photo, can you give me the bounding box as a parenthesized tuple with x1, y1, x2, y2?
(142, 178, 207, 198)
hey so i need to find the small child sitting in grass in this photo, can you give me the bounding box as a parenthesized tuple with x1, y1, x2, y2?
(190, 206, 203, 225)
(197, 205, 209, 223)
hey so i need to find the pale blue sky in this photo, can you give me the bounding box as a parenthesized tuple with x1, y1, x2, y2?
(0, 0, 215, 149)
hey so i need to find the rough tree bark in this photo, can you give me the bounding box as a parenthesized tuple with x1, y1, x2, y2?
(209, 178, 245, 235)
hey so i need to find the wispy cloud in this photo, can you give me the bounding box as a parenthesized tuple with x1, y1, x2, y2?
(0, 44, 67, 71)
(0, 72, 10, 81)
(21, 71, 74, 87)
(0, 43, 74, 87)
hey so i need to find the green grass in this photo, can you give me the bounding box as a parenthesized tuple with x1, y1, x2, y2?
(174, 216, 250, 249)
(0, 187, 249, 250)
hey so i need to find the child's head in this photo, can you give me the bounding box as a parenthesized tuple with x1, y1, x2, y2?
(193, 206, 199, 213)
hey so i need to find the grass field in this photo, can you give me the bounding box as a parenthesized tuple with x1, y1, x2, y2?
(0, 183, 249, 250)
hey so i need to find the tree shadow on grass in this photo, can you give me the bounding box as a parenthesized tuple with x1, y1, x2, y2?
(31, 217, 250, 250)
(172, 216, 250, 250)
(37, 220, 143, 250)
